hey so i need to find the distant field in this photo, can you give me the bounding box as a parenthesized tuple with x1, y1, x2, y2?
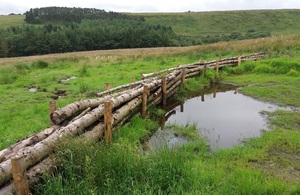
(2, 9, 300, 36)
(135, 9, 300, 36)
(0, 15, 25, 28)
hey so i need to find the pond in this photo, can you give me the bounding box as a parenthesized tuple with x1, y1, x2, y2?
(148, 83, 287, 151)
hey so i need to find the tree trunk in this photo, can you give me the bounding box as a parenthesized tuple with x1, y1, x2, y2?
(0, 125, 60, 163)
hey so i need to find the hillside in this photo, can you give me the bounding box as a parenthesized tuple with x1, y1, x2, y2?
(1, 9, 300, 57)
(2, 9, 300, 36)
(0, 15, 25, 28)
(137, 9, 300, 36)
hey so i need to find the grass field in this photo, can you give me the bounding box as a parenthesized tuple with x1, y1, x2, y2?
(0, 9, 300, 194)
(137, 9, 300, 36)
(0, 14, 25, 28)
(2, 9, 300, 37)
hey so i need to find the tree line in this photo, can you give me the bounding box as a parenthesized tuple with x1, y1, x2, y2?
(24, 7, 144, 24)
(0, 19, 179, 57)
(0, 7, 271, 58)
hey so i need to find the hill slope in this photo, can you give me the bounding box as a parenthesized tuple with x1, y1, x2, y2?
(136, 9, 300, 36)
(2, 9, 300, 36)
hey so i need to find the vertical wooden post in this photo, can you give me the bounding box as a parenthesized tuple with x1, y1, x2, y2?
(216, 59, 219, 74)
(49, 101, 56, 126)
(181, 68, 186, 84)
(237, 56, 241, 66)
(11, 156, 29, 195)
(105, 83, 110, 91)
(202, 64, 207, 77)
(142, 85, 149, 119)
(255, 54, 259, 61)
(130, 78, 135, 83)
(161, 77, 167, 107)
(104, 101, 113, 145)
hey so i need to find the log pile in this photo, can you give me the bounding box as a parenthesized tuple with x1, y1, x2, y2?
(0, 53, 264, 194)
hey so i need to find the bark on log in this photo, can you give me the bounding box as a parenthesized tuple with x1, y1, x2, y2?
(0, 125, 60, 163)
(96, 76, 158, 97)
(51, 85, 141, 125)
(0, 79, 162, 187)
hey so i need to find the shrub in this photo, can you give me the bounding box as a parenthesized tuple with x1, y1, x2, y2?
(287, 69, 299, 76)
(253, 64, 274, 74)
(32, 60, 49, 69)
(241, 61, 256, 72)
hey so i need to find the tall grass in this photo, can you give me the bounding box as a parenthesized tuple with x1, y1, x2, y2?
(34, 112, 300, 194)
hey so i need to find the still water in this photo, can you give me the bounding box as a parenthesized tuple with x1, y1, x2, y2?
(149, 84, 284, 151)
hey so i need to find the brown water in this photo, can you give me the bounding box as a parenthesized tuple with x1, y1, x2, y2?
(148, 83, 287, 151)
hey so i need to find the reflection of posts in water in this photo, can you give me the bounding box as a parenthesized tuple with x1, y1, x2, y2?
(201, 92, 205, 102)
(234, 88, 238, 94)
(180, 102, 184, 112)
(160, 113, 166, 129)
(213, 86, 217, 98)
(161, 77, 167, 107)
(160, 110, 176, 129)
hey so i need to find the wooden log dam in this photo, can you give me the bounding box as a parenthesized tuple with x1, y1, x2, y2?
(0, 52, 264, 194)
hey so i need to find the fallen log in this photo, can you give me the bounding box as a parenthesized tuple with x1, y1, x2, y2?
(0, 125, 60, 163)
(0, 79, 162, 187)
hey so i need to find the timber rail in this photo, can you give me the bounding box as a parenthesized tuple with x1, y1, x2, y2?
(0, 52, 264, 194)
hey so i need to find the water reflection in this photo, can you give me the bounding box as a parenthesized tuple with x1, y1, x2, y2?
(157, 83, 282, 151)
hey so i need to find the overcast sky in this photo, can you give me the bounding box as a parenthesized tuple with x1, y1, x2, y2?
(1, 0, 300, 15)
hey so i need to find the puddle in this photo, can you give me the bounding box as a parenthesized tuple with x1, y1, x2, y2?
(28, 87, 38, 92)
(150, 83, 291, 151)
(51, 89, 67, 100)
(59, 76, 77, 83)
(147, 127, 189, 151)
(28, 86, 47, 93)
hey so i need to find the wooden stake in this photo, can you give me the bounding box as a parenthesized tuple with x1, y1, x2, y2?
(237, 56, 241, 66)
(142, 85, 149, 118)
(11, 156, 29, 195)
(161, 77, 167, 107)
(49, 101, 56, 126)
(181, 68, 186, 84)
(216, 59, 219, 73)
(130, 78, 135, 83)
(104, 101, 113, 145)
(105, 83, 111, 91)
(202, 64, 207, 77)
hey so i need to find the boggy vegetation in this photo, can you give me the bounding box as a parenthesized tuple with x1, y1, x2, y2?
(0, 36, 299, 193)
(34, 50, 300, 194)
(0, 7, 279, 57)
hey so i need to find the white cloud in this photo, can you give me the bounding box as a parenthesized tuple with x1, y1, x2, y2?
(0, 0, 300, 15)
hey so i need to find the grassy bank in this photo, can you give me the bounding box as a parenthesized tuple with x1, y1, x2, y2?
(2, 36, 299, 149)
(3, 10, 300, 36)
(33, 47, 300, 194)
(0, 35, 299, 194)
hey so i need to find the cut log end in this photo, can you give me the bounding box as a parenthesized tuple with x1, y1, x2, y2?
(50, 113, 62, 125)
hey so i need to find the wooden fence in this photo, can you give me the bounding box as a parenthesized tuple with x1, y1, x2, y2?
(0, 52, 264, 194)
